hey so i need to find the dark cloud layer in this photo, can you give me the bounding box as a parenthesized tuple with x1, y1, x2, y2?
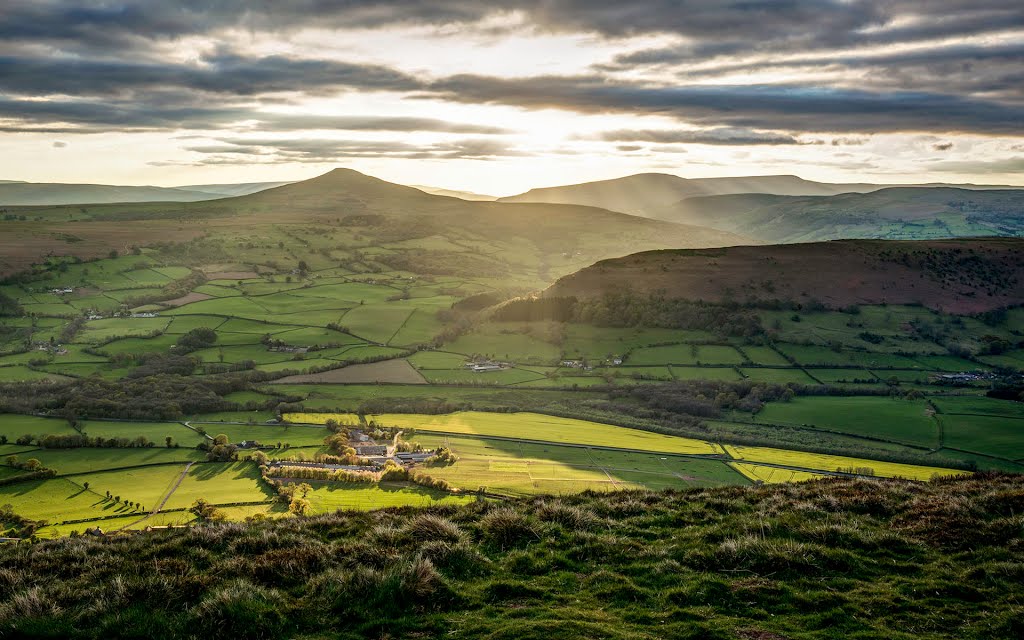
(595, 128, 802, 145)
(169, 136, 526, 165)
(0, 0, 1021, 157)
(426, 76, 1024, 135)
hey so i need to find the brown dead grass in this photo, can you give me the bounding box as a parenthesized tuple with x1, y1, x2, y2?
(160, 292, 213, 307)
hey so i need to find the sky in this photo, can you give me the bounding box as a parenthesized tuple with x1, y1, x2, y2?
(1, 1, 1022, 196)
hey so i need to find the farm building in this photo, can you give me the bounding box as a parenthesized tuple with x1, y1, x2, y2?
(355, 444, 388, 456)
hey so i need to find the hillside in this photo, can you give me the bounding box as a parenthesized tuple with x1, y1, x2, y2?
(0, 474, 1020, 639)
(413, 185, 498, 201)
(499, 172, 1022, 219)
(0, 168, 747, 280)
(649, 187, 1024, 243)
(0, 180, 288, 206)
(545, 238, 1024, 314)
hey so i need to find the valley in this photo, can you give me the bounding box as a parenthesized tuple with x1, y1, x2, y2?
(1, 170, 1021, 541)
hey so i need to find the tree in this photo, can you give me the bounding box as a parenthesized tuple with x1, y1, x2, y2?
(190, 498, 224, 522)
(213, 434, 229, 446)
(298, 482, 312, 499)
(288, 497, 311, 516)
(83, 481, 89, 490)
(165, 436, 173, 448)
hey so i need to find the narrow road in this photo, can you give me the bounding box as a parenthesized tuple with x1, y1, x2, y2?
(114, 461, 194, 532)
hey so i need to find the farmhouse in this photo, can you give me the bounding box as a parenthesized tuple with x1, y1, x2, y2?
(472, 363, 503, 372)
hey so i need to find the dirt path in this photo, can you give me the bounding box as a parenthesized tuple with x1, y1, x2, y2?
(114, 461, 194, 531)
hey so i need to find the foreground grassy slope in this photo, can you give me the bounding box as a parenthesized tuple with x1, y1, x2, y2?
(0, 474, 1021, 639)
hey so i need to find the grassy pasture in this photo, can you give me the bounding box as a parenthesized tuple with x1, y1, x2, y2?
(755, 396, 938, 447)
(0, 366, 70, 382)
(272, 359, 426, 384)
(79, 420, 203, 446)
(0, 414, 77, 440)
(739, 368, 818, 384)
(740, 346, 791, 366)
(193, 422, 329, 447)
(304, 482, 471, 514)
(408, 350, 468, 369)
(723, 444, 967, 480)
(420, 368, 545, 385)
(291, 411, 722, 456)
(411, 433, 742, 495)
(668, 366, 742, 381)
(162, 462, 273, 510)
(78, 317, 169, 342)
(72, 464, 191, 512)
(729, 462, 825, 483)
(0, 478, 117, 523)
(30, 448, 204, 475)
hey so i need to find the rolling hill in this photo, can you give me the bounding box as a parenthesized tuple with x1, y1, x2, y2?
(0, 180, 288, 206)
(412, 185, 498, 200)
(498, 172, 1022, 219)
(544, 238, 1024, 314)
(648, 187, 1024, 243)
(0, 168, 747, 280)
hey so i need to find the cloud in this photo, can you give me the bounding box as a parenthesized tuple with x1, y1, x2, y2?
(52, 140, 66, 148)
(595, 127, 802, 145)
(0, 0, 1020, 153)
(425, 76, 1024, 135)
(247, 114, 511, 134)
(933, 142, 954, 151)
(0, 52, 422, 97)
(5, 2, 1018, 53)
(174, 136, 528, 164)
(924, 157, 1024, 173)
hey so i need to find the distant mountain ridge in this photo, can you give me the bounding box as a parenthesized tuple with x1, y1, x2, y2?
(0, 168, 748, 279)
(499, 172, 1023, 218)
(0, 180, 289, 206)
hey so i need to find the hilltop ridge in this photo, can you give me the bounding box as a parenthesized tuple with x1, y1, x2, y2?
(544, 238, 1024, 314)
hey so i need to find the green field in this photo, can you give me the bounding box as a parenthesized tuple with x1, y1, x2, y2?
(754, 396, 939, 447)
(291, 411, 723, 455)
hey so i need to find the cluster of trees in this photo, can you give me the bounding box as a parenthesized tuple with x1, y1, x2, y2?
(199, 434, 238, 462)
(0, 373, 251, 421)
(189, 498, 224, 522)
(1, 455, 55, 486)
(33, 433, 156, 449)
(0, 504, 41, 538)
(426, 447, 458, 466)
(171, 327, 217, 355)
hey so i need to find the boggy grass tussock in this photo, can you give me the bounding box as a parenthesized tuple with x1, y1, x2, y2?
(0, 474, 1023, 639)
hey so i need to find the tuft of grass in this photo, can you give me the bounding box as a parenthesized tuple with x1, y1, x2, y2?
(480, 507, 540, 549)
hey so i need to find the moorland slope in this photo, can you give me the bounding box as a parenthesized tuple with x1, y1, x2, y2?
(545, 238, 1024, 313)
(0, 473, 1020, 639)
